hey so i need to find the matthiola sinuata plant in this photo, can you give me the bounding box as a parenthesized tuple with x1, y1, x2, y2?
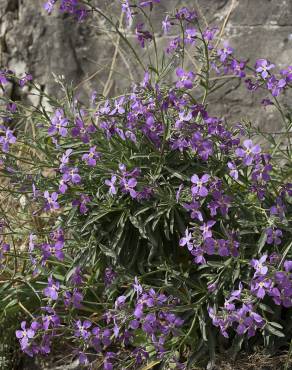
(0, 0, 292, 369)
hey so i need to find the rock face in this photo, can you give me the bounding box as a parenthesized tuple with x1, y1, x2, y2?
(1, 0, 292, 131)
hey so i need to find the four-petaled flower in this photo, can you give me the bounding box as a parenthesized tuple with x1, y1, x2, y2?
(176, 68, 195, 89)
(62, 167, 81, 184)
(44, 191, 60, 211)
(191, 174, 210, 197)
(48, 109, 68, 137)
(227, 162, 238, 180)
(105, 175, 117, 195)
(16, 321, 38, 349)
(0, 126, 16, 153)
(82, 146, 101, 167)
(266, 227, 282, 245)
(179, 228, 193, 250)
(217, 42, 233, 63)
(184, 28, 197, 45)
(120, 177, 137, 198)
(200, 220, 216, 239)
(43, 276, 60, 300)
(235, 139, 261, 166)
(255, 59, 275, 79)
(251, 255, 268, 277)
(75, 320, 92, 339)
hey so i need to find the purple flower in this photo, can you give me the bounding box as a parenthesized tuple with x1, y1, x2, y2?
(183, 201, 203, 221)
(142, 115, 163, 146)
(162, 15, 171, 34)
(43, 276, 60, 300)
(62, 167, 81, 184)
(255, 59, 275, 79)
(230, 59, 246, 78)
(58, 179, 68, 194)
(245, 78, 259, 91)
(191, 174, 210, 197)
(0, 70, 9, 85)
(42, 241, 64, 261)
(166, 37, 181, 54)
(176, 184, 184, 203)
(208, 190, 232, 217)
(270, 197, 286, 220)
(60, 148, 73, 170)
(217, 42, 233, 63)
(175, 7, 197, 21)
(120, 0, 133, 26)
(71, 116, 96, 143)
(64, 289, 83, 309)
(78, 352, 88, 365)
(75, 320, 92, 339)
(176, 68, 195, 89)
(203, 27, 218, 42)
(251, 255, 268, 277)
(6, 102, 17, 113)
(105, 175, 117, 195)
(104, 267, 117, 287)
(184, 28, 197, 45)
(179, 228, 193, 250)
(191, 246, 206, 265)
(19, 73, 33, 87)
(70, 266, 83, 286)
(72, 194, 91, 214)
(42, 307, 60, 330)
(251, 277, 272, 299)
(267, 75, 286, 97)
(48, 109, 68, 137)
(115, 295, 127, 309)
(135, 23, 152, 48)
(44, 191, 60, 211)
(227, 161, 238, 180)
(82, 146, 101, 166)
(16, 321, 37, 349)
(120, 177, 137, 198)
(133, 277, 143, 296)
(110, 97, 125, 115)
(207, 282, 217, 292)
(266, 227, 282, 245)
(200, 220, 216, 239)
(235, 139, 261, 166)
(0, 127, 16, 153)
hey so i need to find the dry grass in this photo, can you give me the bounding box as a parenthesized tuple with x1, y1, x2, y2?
(190, 351, 292, 370)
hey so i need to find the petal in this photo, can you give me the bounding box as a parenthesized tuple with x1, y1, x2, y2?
(199, 186, 208, 197)
(201, 174, 210, 183)
(191, 174, 199, 184)
(16, 330, 24, 339)
(243, 139, 253, 149)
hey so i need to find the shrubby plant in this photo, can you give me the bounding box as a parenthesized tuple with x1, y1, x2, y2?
(0, 0, 292, 369)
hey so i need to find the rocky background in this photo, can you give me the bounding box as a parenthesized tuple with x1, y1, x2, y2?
(1, 0, 292, 132)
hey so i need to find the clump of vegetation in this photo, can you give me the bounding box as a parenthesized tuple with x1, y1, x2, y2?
(0, 1, 292, 369)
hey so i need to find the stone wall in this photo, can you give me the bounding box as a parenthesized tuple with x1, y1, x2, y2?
(1, 0, 292, 131)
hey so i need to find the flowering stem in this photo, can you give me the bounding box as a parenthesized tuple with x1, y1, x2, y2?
(82, 1, 146, 72)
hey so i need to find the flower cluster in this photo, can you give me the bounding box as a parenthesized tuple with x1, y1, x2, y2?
(15, 277, 183, 368)
(250, 255, 292, 307)
(208, 284, 265, 338)
(44, 0, 87, 20)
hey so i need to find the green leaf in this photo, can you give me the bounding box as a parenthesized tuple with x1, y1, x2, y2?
(265, 324, 285, 337)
